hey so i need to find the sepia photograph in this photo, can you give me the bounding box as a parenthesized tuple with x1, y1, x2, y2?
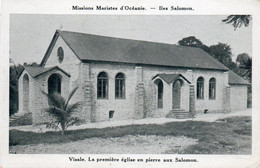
(8, 15, 252, 155)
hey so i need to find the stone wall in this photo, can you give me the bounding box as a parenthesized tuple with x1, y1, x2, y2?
(192, 70, 227, 113)
(230, 85, 248, 111)
(90, 63, 136, 121)
(142, 66, 226, 115)
(189, 84, 195, 114)
(32, 69, 70, 124)
(80, 63, 93, 122)
(222, 85, 231, 113)
(152, 76, 190, 117)
(89, 63, 228, 121)
(18, 71, 35, 114)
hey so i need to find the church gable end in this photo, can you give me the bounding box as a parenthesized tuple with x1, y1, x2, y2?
(41, 30, 81, 68)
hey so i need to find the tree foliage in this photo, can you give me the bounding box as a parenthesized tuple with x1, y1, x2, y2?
(178, 36, 210, 53)
(178, 36, 251, 84)
(209, 43, 232, 67)
(178, 36, 203, 47)
(39, 87, 84, 135)
(236, 53, 250, 65)
(236, 53, 252, 82)
(222, 15, 251, 30)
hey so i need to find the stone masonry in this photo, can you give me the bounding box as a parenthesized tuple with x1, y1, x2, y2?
(189, 84, 195, 114)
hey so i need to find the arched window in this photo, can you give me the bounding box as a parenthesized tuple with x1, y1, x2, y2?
(57, 47, 64, 63)
(23, 74, 29, 111)
(197, 77, 204, 99)
(209, 78, 216, 99)
(48, 74, 62, 95)
(115, 73, 125, 99)
(157, 80, 164, 108)
(97, 72, 108, 99)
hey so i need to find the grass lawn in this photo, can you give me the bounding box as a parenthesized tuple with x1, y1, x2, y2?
(9, 116, 251, 154)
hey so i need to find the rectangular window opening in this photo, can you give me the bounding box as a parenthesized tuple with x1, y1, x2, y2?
(109, 110, 114, 119)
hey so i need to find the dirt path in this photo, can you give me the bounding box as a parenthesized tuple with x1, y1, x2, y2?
(9, 135, 197, 154)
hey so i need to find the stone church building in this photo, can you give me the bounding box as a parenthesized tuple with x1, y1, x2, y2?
(17, 30, 249, 124)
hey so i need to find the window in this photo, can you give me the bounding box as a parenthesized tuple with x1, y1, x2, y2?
(197, 77, 204, 99)
(97, 72, 108, 99)
(209, 78, 216, 99)
(115, 73, 125, 99)
(157, 80, 163, 108)
(57, 47, 64, 63)
(109, 110, 114, 118)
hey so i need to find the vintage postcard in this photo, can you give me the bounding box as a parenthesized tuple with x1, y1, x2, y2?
(1, 0, 260, 167)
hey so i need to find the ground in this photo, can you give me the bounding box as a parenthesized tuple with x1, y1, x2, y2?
(9, 109, 251, 154)
(10, 135, 197, 154)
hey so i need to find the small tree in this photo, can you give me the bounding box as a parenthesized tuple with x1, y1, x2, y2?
(39, 87, 84, 135)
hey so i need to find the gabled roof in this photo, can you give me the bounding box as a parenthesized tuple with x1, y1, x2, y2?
(228, 71, 249, 85)
(41, 30, 229, 71)
(153, 73, 191, 84)
(19, 66, 71, 78)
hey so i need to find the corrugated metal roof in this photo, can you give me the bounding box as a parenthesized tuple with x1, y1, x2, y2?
(55, 30, 229, 71)
(153, 73, 190, 84)
(228, 71, 249, 85)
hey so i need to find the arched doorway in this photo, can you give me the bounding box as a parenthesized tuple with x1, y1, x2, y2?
(48, 74, 62, 95)
(172, 79, 182, 109)
(23, 74, 29, 111)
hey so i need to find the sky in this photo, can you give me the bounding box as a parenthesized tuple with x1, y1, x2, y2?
(10, 14, 252, 64)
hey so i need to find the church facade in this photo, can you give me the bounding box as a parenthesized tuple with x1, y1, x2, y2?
(17, 30, 249, 124)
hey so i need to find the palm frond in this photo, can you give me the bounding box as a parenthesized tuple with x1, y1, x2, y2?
(66, 102, 82, 116)
(42, 91, 66, 109)
(222, 15, 251, 30)
(46, 106, 67, 121)
(48, 93, 66, 109)
(65, 117, 84, 130)
(64, 86, 79, 110)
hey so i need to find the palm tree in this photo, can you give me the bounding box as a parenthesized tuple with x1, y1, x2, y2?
(40, 86, 84, 135)
(222, 15, 251, 30)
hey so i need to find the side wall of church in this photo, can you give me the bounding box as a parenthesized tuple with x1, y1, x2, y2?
(90, 63, 136, 121)
(141, 67, 227, 116)
(88, 63, 228, 121)
(192, 69, 228, 113)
